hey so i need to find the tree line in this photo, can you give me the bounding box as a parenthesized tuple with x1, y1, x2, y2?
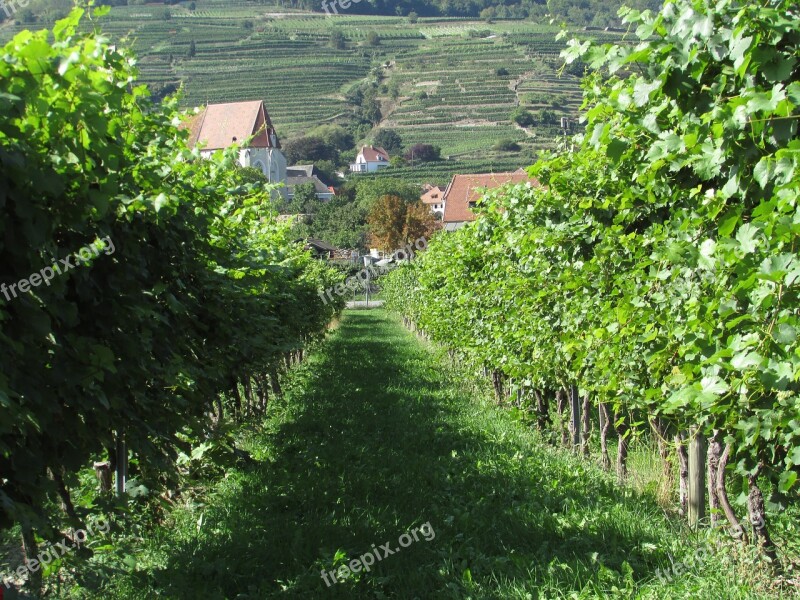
(278, 0, 661, 27)
(2, 0, 663, 30)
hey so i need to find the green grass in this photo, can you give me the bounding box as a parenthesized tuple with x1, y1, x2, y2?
(71, 310, 787, 599)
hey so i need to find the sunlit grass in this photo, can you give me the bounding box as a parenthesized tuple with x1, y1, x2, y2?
(79, 310, 792, 599)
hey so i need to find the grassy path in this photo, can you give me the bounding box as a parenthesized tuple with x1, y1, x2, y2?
(103, 310, 764, 599)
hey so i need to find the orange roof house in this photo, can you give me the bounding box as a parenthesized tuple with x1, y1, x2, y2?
(420, 185, 445, 217)
(441, 170, 537, 230)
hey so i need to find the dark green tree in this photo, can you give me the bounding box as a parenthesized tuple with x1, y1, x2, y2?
(289, 183, 319, 215)
(329, 29, 346, 49)
(358, 89, 382, 125)
(373, 129, 403, 154)
(283, 136, 339, 164)
(404, 143, 440, 162)
(309, 196, 368, 250)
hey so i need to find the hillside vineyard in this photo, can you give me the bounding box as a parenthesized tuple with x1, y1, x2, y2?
(0, 0, 799, 598)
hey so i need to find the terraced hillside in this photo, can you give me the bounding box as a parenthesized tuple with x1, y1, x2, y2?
(383, 32, 583, 160)
(0, 0, 623, 181)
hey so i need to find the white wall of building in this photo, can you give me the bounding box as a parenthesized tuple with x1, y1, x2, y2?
(241, 148, 288, 198)
(349, 152, 389, 173)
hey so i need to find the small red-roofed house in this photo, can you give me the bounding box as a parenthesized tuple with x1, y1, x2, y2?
(350, 145, 390, 173)
(442, 169, 538, 231)
(420, 185, 445, 217)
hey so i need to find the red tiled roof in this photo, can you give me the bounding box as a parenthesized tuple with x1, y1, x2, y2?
(359, 145, 389, 162)
(181, 100, 280, 150)
(421, 186, 445, 205)
(442, 170, 538, 223)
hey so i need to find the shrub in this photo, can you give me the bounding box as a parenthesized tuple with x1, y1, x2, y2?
(404, 144, 441, 163)
(510, 107, 535, 127)
(538, 109, 558, 125)
(494, 139, 521, 152)
(330, 30, 346, 50)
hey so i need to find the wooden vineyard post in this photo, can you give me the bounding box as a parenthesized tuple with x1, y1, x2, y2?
(598, 403, 611, 470)
(707, 430, 722, 527)
(569, 385, 581, 452)
(615, 412, 629, 482)
(534, 389, 550, 431)
(580, 394, 591, 457)
(492, 370, 504, 405)
(688, 427, 706, 526)
(556, 389, 569, 447)
(676, 432, 689, 517)
(94, 461, 112, 493)
(115, 430, 128, 497)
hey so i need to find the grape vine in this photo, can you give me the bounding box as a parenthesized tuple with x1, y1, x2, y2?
(384, 0, 799, 551)
(0, 5, 344, 572)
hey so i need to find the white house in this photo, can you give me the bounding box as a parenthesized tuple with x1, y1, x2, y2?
(349, 145, 390, 173)
(420, 184, 445, 217)
(184, 100, 287, 196)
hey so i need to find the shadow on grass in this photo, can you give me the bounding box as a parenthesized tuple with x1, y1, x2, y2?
(124, 310, 676, 599)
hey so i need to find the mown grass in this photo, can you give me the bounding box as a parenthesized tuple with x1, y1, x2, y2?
(81, 310, 789, 599)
